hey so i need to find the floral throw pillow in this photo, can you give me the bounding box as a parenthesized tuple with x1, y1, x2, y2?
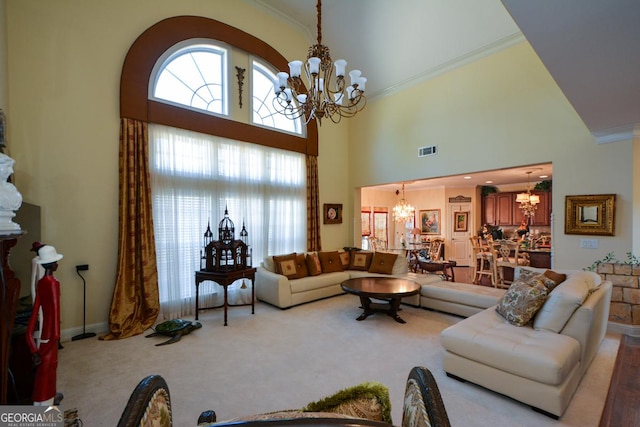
(495, 278, 548, 326)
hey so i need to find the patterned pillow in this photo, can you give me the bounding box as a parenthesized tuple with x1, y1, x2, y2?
(348, 252, 374, 271)
(319, 251, 345, 273)
(495, 278, 548, 326)
(273, 253, 298, 279)
(368, 252, 398, 275)
(306, 252, 323, 276)
(543, 269, 567, 289)
(402, 378, 429, 427)
(338, 251, 351, 269)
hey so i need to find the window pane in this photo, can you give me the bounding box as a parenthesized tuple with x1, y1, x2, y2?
(153, 44, 227, 115)
(252, 60, 302, 135)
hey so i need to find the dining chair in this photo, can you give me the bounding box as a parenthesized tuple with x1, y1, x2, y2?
(470, 237, 498, 287)
(494, 239, 530, 286)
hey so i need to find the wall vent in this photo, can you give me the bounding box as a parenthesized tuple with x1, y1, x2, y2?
(418, 145, 437, 157)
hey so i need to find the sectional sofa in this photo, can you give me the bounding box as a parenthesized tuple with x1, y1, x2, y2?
(441, 266, 612, 418)
(255, 250, 504, 313)
(256, 250, 613, 420)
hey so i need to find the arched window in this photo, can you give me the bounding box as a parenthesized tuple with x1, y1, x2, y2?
(151, 41, 228, 116)
(251, 59, 302, 135)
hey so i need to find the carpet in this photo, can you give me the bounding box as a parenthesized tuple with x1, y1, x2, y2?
(57, 294, 619, 426)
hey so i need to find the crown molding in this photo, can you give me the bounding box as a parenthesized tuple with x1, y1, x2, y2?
(592, 123, 639, 144)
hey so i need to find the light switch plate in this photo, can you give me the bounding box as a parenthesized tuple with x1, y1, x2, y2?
(580, 239, 598, 249)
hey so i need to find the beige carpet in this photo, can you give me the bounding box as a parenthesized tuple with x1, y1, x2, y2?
(57, 294, 620, 426)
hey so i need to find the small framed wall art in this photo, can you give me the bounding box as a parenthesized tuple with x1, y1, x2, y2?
(324, 203, 343, 224)
(419, 209, 440, 235)
(565, 194, 615, 236)
(454, 211, 469, 232)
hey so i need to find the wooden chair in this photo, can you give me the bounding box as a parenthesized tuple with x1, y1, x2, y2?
(402, 367, 451, 427)
(495, 239, 530, 286)
(117, 374, 172, 427)
(469, 236, 497, 286)
(427, 239, 443, 261)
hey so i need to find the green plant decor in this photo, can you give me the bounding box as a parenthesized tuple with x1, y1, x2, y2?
(302, 381, 393, 424)
(534, 180, 552, 192)
(585, 252, 640, 271)
(481, 186, 498, 196)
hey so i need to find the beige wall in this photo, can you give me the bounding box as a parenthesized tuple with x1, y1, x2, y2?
(5, 0, 350, 335)
(349, 42, 633, 271)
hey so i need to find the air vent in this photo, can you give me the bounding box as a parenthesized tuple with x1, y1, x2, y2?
(418, 145, 437, 157)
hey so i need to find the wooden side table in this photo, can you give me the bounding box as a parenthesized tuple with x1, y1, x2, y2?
(194, 267, 256, 325)
(417, 260, 456, 282)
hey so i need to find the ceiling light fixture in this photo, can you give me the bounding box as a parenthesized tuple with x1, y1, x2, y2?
(393, 184, 415, 223)
(273, 0, 367, 125)
(516, 171, 540, 217)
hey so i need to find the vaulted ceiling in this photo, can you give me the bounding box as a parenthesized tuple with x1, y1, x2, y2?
(254, 0, 640, 144)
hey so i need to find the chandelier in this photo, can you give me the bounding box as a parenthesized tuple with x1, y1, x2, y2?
(273, 0, 367, 125)
(516, 172, 540, 217)
(393, 184, 415, 223)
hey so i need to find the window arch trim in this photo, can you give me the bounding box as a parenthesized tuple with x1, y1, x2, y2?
(120, 15, 318, 156)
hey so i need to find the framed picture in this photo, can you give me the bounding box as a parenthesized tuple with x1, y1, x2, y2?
(565, 194, 616, 236)
(454, 211, 469, 232)
(324, 203, 343, 224)
(419, 209, 440, 235)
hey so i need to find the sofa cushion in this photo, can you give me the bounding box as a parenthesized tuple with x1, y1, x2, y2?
(273, 253, 298, 278)
(306, 252, 323, 276)
(368, 252, 398, 275)
(441, 308, 581, 385)
(349, 252, 373, 271)
(292, 253, 309, 279)
(391, 254, 409, 276)
(319, 251, 345, 273)
(533, 273, 591, 333)
(338, 250, 351, 269)
(289, 272, 350, 294)
(495, 278, 548, 326)
(421, 281, 505, 309)
(543, 269, 567, 287)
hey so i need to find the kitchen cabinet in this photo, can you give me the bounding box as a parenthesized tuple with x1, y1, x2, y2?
(483, 191, 551, 227)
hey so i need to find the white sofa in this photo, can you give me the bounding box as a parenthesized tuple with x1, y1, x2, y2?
(440, 267, 612, 419)
(255, 250, 505, 313)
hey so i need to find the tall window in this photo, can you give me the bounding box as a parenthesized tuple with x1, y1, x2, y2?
(147, 38, 308, 318)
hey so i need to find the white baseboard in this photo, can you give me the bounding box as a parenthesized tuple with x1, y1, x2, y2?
(60, 321, 109, 342)
(607, 321, 640, 337)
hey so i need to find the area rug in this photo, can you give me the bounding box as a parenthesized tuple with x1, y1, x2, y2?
(57, 294, 619, 426)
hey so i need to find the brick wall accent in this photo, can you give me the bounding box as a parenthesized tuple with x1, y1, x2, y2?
(597, 263, 640, 325)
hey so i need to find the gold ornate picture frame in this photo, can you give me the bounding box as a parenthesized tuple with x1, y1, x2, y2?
(565, 194, 615, 236)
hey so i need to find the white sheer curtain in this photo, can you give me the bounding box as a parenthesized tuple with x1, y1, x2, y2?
(149, 124, 307, 319)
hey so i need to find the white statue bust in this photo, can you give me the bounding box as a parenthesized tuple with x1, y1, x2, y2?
(0, 153, 22, 231)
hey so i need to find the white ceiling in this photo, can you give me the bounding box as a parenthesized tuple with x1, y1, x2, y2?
(252, 0, 639, 189)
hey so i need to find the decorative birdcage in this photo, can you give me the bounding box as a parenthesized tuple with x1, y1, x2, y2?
(202, 207, 251, 272)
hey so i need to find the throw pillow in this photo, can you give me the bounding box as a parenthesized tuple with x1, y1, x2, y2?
(348, 252, 373, 271)
(543, 269, 567, 288)
(292, 253, 309, 279)
(306, 252, 323, 276)
(338, 250, 351, 269)
(319, 251, 345, 273)
(273, 253, 298, 279)
(368, 252, 398, 275)
(495, 278, 548, 326)
(302, 381, 392, 424)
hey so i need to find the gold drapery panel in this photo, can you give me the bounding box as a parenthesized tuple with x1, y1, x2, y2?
(306, 155, 321, 251)
(102, 118, 159, 340)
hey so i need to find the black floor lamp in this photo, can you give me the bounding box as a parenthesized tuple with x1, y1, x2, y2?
(72, 264, 96, 341)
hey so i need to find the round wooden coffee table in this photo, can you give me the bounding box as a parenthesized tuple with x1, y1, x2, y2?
(341, 277, 421, 323)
